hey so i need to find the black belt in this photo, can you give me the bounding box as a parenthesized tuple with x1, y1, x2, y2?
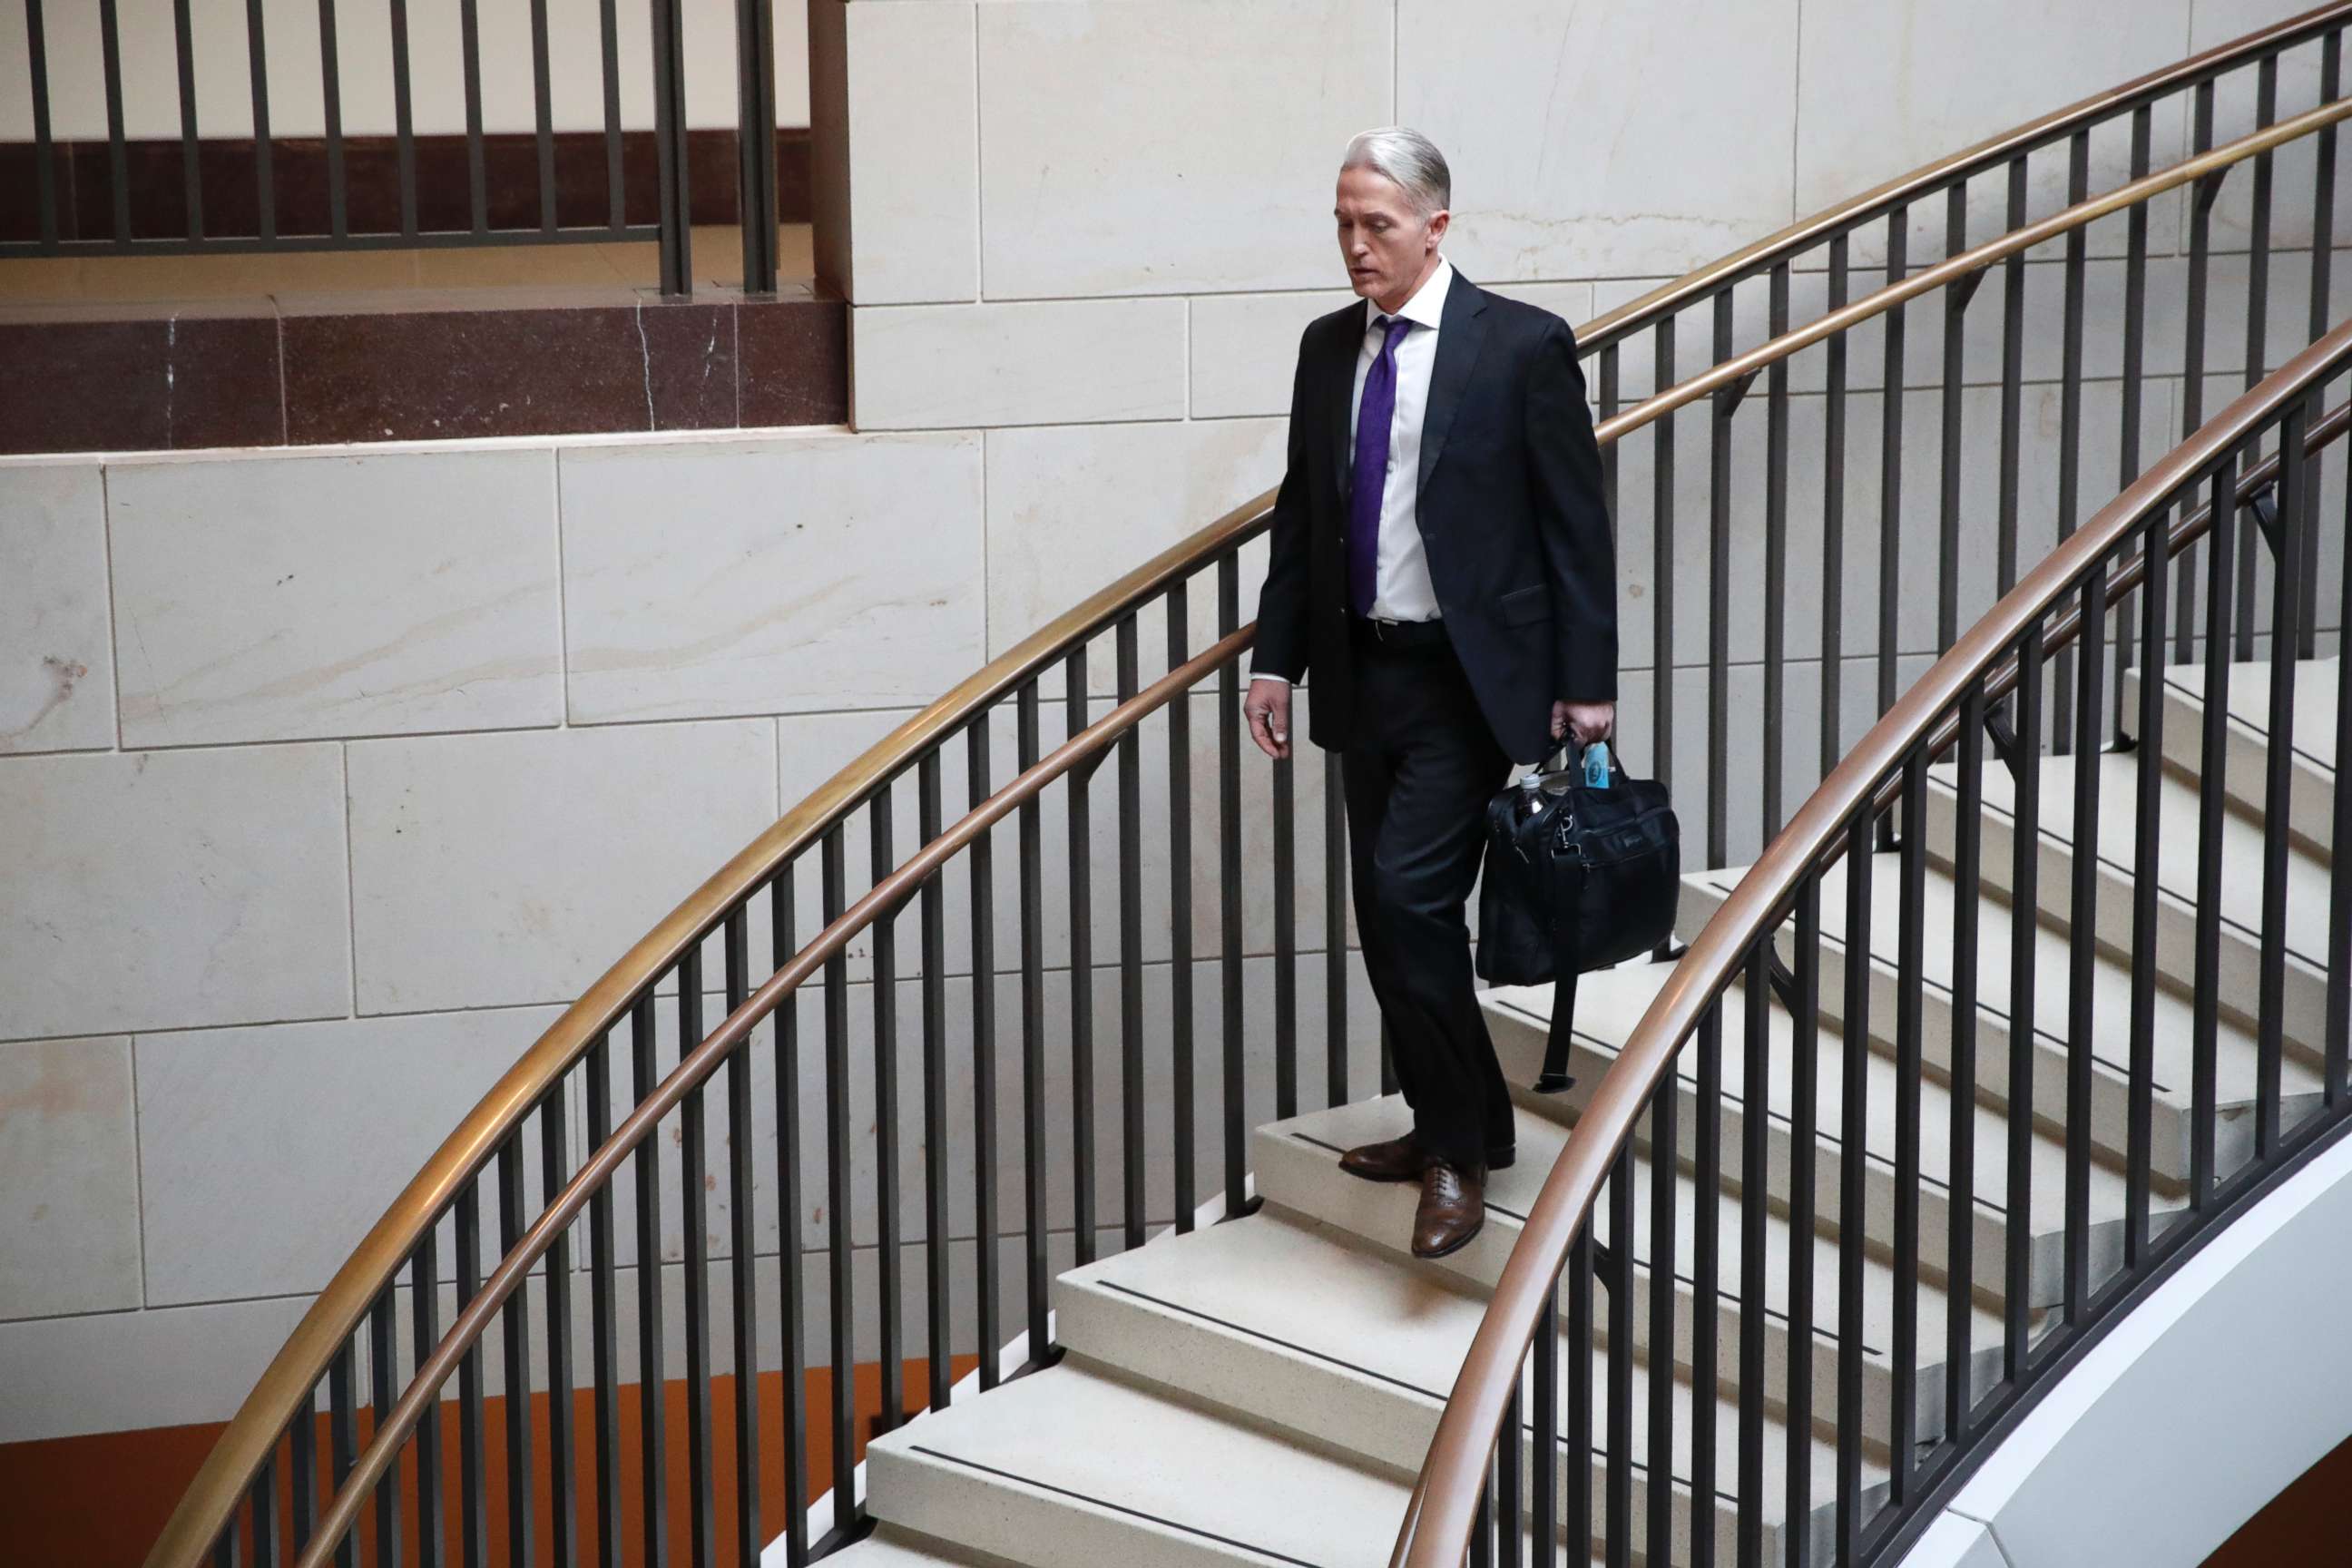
(1348, 613, 1450, 652)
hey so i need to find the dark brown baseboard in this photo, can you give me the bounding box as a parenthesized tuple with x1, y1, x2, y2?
(0, 128, 812, 248)
(0, 282, 847, 454)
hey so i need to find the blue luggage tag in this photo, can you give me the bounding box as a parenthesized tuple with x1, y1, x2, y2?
(1582, 741, 1611, 789)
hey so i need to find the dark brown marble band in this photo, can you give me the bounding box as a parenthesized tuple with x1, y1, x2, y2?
(0, 287, 847, 455)
(0, 128, 812, 247)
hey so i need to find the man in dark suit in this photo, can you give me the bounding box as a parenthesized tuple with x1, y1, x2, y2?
(1243, 126, 1617, 1259)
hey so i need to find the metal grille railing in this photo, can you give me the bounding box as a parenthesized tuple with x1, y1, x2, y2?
(4, 0, 785, 295)
(143, 7, 2352, 1567)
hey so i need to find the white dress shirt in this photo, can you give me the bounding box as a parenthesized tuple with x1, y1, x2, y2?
(1250, 254, 1453, 687)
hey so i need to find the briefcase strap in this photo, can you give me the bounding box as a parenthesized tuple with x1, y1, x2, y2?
(1534, 852, 1585, 1093)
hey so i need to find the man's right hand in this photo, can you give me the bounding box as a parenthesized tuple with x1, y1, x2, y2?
(1245, 677, 1292, 760)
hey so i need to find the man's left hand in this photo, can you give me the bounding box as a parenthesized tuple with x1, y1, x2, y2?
(1550, 700, 1616, 747)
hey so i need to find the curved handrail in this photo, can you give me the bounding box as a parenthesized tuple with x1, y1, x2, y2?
(145, 13, 2352, 1562)
(287, 625, 1258, 1565)
(1388, 318, 2352, 1568)
(1577, 0, 2352, 352)
(140, 494, 1274, 1568)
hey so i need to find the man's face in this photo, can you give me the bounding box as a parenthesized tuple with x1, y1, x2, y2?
(1335, 165, 1446, 303)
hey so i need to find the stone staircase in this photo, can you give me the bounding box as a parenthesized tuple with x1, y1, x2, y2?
(812, 658, 2337, 1568)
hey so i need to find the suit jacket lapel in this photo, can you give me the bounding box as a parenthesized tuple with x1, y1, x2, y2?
(1417, 271, 1491, 504)
(1328, 309, 1359, 502)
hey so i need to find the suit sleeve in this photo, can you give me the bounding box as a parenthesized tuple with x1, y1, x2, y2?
(1248, 327, 1318, 684)
(1524, 314, 1618, 702)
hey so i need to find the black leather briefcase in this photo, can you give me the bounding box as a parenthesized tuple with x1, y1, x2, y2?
(1475, 743, 1681, 1093)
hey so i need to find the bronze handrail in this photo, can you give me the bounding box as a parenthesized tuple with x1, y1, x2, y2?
(286, 626, 1259, 1566)
(1387, 319, 2352, 1568)
(146, 15, 2352, 1561)
(1579, 0, 2352, 351)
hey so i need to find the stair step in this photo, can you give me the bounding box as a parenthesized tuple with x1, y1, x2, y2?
(866, 1359, 1569, 1567)
(1056, 1210, 1863, 1567)
(820, 1526, 1020, 1568)
(1921, 747, 2335, 1070)
(2122, 659, 2337, 853)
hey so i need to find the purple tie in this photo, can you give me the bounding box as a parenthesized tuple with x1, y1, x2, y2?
(1348, 313, 1415, 619)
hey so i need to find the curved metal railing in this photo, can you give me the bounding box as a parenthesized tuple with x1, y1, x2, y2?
(147, 7, 2352, 1565)
(1392, 312, 2352, 1568)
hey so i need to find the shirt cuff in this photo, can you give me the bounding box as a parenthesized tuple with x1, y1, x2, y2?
(1246, 671, 1292, 686)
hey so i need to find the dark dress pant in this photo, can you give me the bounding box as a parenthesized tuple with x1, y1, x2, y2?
(1339, 620, 1517, 1171)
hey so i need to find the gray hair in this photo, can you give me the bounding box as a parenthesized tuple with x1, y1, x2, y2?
(1341, 126, 1452, 218)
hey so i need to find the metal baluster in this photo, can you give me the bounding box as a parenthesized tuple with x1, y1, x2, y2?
(2004, 623, 2045, 1377)
(2054, 133, 2091, 752)
(1220, 555, 1250, 1217)
(530, 0, 557, 230)
(316, 0, 346, 239)
(1734, 975, 1764, 1568)
(2331, 435, 2352, 1110)
(1834, 808, 1873, 1562)
(1998, 160, 2027, 599)
(1473, 1476, 1494, 1568)
(1604, 1151, 1634, 1568)
(388, 0, 416, 238)
(1274, 669, 1299, 1123)
(630, 991, 670, 1568)
(1939, 188, 1968, 654)
(252, 1459, 279, 1568)
(1946, 687, 1986, 1448)
(1654, 318, 1679, 867)
(1766, 262, 1792, 838)
(1710, 289, 1735, 869)
(1693, 992, 1730, 1568)
(290, 1405, 318, 1559)
(1118, 616, 1148, 1248)
(1497, 1379, 1523, 1568)
(328, 1342, 358, 1568)
(1017, 680, 1052, 1352)
(919, 760, 953, 1416)
(411, 1227, 446, 1568)
(2178, 83, 2219, 663)
(1823, 236, 1851, 786)
(543, 1085, 580, 1568)
(648, 0, 693, 293)
(1533, 1269, 1560, 1564)
(771, 870, 810, 1565)
(2257, 399, 2310, 1158)
(2192, 467, 2237, 1205)
(870, 790, 906, 1430)
(97, 0, 128, 240)
(1878, 205, 1910, 741)
(458, 0, 486, 234)
(498, 1132, 537, 1568)
(820, 826, 857, 1528)
(1169, 584, 1200, 1227)
(2113, 106, 2153, 745)
(678, 950, 716, 1568)
(2304, 34, 2342, 654)
(1644, 1080, 1678, 1567)
(1324, 710, 1349, 1108)
(1566, 1231, 1594, 1565)
(456, 1180, 489, 1568)
(172, 0, 202, 240)
(598, 0, 626, 231)
(967, 720, 1004, 1387)
(23, 0, 57, 247)
(1065, 652, 1098, 1268)
(733, 0, 779, 291)
(2064, 564, 2109, 1322)
(244, 0, 275, 242)
(2239, 56, 2280, 665)
(724, 906, 761, 1565)
(1892, 751, 1927, 1498)
(1785, 878, 1821, 1567)
(2127, 513, 2170, 1266)
(585, 1035, 622, 1568)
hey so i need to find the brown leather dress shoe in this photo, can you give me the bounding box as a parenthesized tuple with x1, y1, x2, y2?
(1339, 1132, 1516, 1183)
(1412, 1161, 1486, 1259)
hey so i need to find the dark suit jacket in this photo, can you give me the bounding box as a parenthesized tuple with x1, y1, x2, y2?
(1250, 268, 1618, 766)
